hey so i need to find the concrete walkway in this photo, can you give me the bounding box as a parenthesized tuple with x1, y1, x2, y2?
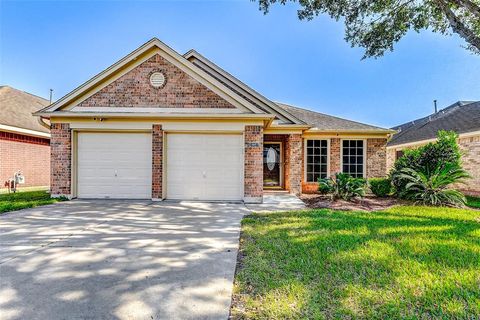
(0, 200, 249, 320)
(245, 193, 306, 213)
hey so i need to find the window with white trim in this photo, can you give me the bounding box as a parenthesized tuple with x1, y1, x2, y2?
(342, 140, 365, 178)
(306, 140, 328, 182)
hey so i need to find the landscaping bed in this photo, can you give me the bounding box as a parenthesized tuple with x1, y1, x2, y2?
(300, 194, 404, 211)
(0, 190, 66, 214)
(231, 206, 480, 319)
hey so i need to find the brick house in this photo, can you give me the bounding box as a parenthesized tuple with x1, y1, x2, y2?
(36, 38, 393, 202)
(387, 101, 480, 196)
(0, 86, 50, 189)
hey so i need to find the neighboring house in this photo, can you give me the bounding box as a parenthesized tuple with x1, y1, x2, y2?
(387, 101, 480, 196)
(35, 38, 393, 202)
(0, 86, 51, 188)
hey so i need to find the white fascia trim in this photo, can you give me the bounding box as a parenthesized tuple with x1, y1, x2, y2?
(185, 51, 305, 125)
(39, 38, 264, 115)
(0, 124, 50, 138)
(70, 107, 245, 114)
(387, 130, 480, 149)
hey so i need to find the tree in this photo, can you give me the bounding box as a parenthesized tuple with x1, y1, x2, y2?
(256, 0, 480, 58)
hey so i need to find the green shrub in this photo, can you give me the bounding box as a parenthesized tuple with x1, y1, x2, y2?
(369, 178, 392, 197)
(395, 164, 469, 207)
(319, 173, 367, 201)
(318, 180, 331, 194)
(390, 130, 463, 196)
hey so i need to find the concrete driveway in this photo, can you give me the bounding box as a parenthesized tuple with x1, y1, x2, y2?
(0, 200, 249, 320)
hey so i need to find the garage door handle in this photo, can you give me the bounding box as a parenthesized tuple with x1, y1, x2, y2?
(114, 170, 118, 177)
(202, 171, 206, 178)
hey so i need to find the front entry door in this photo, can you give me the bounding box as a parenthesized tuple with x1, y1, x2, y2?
(263, 142, 282, 188)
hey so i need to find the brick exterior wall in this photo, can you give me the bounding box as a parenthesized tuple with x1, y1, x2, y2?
(366, 138, 388, 178)
(0, 132, 50, 188)
(458, 135, 480, 196)
(78, 54, 236, 109)
(330, 138, 341, 176)
(50, 123, 71, 197)
(286, 134, 302, 195)
(386, 134, 480, 196)
(386, 148, 396, 173)
(244, 125, 263, 203)
(152, 125, 163, 199)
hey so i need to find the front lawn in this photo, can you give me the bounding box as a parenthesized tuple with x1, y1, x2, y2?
(0, 190, 66, 214)
(232, 206, 480, 319)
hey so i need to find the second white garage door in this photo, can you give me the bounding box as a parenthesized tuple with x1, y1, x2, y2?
(77, 132, 152, 199)
(166, 134, 243, 201)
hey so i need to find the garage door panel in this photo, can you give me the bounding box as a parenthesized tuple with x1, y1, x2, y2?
(166, 134, 243, 201)
(77, 132, 152, 199)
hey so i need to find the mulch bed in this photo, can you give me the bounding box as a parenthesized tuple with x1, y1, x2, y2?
(300, 194, 405, 211)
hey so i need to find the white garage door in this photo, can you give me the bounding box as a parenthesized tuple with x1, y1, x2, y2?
(166, 134, 243, 201)
(77, 132, 152, 199)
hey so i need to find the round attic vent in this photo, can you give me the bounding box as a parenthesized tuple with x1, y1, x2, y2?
(150, 72, 166, 88)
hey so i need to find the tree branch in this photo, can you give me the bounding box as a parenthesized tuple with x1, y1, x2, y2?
(435, 0, 480, 51)
(450, 0, 480, 19)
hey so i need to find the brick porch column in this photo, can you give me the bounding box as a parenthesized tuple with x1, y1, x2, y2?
(330, 138, 341, 177)
(244, 125, 263, 203)
(50, 123, 71, 198)
(152, 124, 163, 200)
(286, 134, 302, 195)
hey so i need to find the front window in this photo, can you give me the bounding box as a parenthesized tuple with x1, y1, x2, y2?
(342, 140, 365, 178)
(306, 140, 328, 182)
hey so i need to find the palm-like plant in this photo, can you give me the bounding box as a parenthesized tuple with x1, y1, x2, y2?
(319, 173, 366, 201)
(395, 164, 470, 207)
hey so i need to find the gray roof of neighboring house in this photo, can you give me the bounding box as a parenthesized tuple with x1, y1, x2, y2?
(276, 102, 392, 132)
(0, 86, 50, 134)
(388, 101, 480, 147)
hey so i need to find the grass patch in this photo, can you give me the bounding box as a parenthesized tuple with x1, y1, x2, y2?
(0, 186, 49, 194)
(232, 206, 480, 319)
(466, 196, 480, 209)
(0, 190, 67, 214)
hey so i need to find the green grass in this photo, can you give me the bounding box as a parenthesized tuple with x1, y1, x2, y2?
(0, 190, 66, 214)
(232, 206, 480, 319)
(0, 186, 49, 194)
(466, 196, 480, 209)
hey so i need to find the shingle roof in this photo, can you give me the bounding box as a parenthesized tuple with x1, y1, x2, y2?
(388, 101, 480, 147)
(185, 50, 304, 125)
(276, 102, 392, 132)
(0, 86, 50, 134)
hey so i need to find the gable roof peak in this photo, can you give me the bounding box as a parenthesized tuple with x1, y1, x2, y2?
(36, 37, 265, 115)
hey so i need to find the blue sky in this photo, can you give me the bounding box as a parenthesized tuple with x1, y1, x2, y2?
(1, 0, 479, 128)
